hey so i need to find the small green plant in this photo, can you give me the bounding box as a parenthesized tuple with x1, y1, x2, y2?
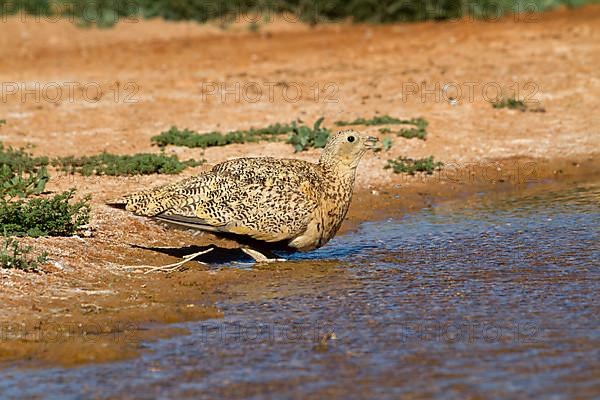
(287, 117, 331, 152)
(0, 165, 49, 198)
(0, 236, 47, 271)
(374, 136, 393, 153)
(336, 115, 425, 127)
(385, 156, 443, 175)
(492, 98, 545, 112)
(53, 153, 202, 176)
(0, 189, 91, 237)
(0, 143, 50, 198)
(336, 115, 403, 126)
(0, 143, 49, 173)
(382, 137, 393, 151)
(397, 126, 427, 140)
(151, 123, 296, 148)
(378, 118, 429, 140)
(492, 98, 527, 111)
(0, 119, 6, 126)
(0, 142, 90, 252)
(402, 118, 428, 139)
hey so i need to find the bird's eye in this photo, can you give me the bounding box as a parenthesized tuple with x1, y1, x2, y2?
(347, 136, 355, 143)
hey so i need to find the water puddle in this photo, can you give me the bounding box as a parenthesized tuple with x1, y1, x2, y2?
(1, 180, 598, 399)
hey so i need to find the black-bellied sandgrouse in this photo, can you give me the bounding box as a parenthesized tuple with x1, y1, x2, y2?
(110, 130, 377, 270)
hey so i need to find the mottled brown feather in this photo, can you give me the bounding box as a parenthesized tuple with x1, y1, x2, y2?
(110, 130, 375, 251)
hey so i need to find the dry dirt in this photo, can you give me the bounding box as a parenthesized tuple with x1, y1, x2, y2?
(0, 5, 599, 365)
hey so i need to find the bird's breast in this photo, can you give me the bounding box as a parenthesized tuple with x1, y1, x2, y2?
(288, 193, 352, 251)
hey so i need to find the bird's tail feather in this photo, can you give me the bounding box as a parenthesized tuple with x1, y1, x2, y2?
(105, 200, 127, 210)
(105, 186, 183, 216)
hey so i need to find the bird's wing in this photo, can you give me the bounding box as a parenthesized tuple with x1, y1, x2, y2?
(123, 158, 323, 243)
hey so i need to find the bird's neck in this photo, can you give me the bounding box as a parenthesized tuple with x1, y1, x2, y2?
(314, 162, 357, 246)
(320, 161, 357, 185)
(319, 162, 357, 204)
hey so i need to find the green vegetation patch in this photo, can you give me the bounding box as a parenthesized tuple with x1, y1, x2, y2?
(336, 115, 413, 126)
(396, 126, 427, 140)
(1, 140, 193, 181)
(492, 98, 527, 111)
(153, 120, 332, 152)
(0, 166, 49, 198)
(287, 117, 331, 152)
(152, 123, 296, 148)
(53, 153, 202, 176)
(1, 139, 196, 266)
(0, 236, 48, 271)
(492, 98, 546, 113)
(0, 143, 91, 240)
(0, 142, 49, 174)
(0, 143, 50, 198)
(0, 189, 90, 237)
(385, 156, 443, 175)
(378, 118, 428, 140)
(1, 0, 589, 27)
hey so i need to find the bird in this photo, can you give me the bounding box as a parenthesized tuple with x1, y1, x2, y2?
(109, 130, 377, 271)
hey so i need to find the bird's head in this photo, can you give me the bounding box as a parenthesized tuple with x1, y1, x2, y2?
(319, 130, 378, 169)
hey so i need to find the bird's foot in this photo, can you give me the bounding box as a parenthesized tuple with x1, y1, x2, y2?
(258, 258, 288, 263)
(241, 248, 287, 263)
(123, 248, 214, 274)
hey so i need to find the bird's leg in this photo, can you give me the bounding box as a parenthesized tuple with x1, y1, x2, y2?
(123, 248, 214, 274)
(241, 247, 287, 263)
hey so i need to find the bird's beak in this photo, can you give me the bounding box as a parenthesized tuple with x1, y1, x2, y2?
(364, 136, 379, 149)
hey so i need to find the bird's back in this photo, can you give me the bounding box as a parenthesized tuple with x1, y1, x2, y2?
(112, 157, 325, 244)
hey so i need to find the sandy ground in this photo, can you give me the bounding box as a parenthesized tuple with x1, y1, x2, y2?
(0, 6, 599, 365)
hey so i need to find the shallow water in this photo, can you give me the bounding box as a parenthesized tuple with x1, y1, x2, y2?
(1, 181, 599, 399)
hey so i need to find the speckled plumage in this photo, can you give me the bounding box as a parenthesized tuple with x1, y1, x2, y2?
(111, 130, 377, 252)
